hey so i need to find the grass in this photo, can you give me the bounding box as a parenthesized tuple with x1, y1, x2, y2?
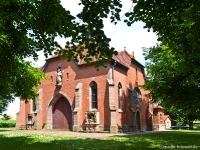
(193, 122, 200, 129)
(0, 119, 16, 123)
(0, 115, 16, 128)
(169, 129, 200, 133)
(0, 128, 16, 130)
(0, 131, 199, 150)
(0, 114, 16, 124)
(0, 115, 16, 120)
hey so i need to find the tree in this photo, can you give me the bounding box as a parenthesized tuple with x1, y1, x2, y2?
(164, 106, 194, 126)
(125, 0, 200, 128)
(0, 0, 122, 112)
(125, 0, 200, 83)
(1, 0, 199, 113)
(0, 0, 121, 65)
(1, 114, 11, 121)
(0, 58, 46, 113)
(142, 44, 200, 128)
(0, 99, 11, 114)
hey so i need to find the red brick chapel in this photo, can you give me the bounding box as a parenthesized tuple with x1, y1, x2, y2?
(16, 48, 166, 133)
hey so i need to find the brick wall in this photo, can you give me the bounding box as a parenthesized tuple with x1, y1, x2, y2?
(39, 58, 109, 128)
(16, 51, 160, 132)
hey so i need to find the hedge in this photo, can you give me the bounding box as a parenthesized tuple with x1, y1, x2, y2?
(0, 122, 16, 128)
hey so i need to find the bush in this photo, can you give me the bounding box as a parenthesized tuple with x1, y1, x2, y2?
(196, 126, 200, 129)
(0, 122, 16, 128)
(1, 114, 11, 121)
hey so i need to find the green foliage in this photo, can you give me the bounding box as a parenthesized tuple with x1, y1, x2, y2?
(193, 122, 200, 129)
(0, 0, 70, 111)
(0, 0, 123, 112)
(0, 119, 16, 124)
(1, 114, 11, 121)
(0, 58, 46, 113)
(127, 0, 200, 92)
(142, 44, 200, 124)
(129, 0, 200, 126)
(126, 0, 200, 54)
(0, 131, 200, 149)
(0, 0, 119, 68)
(0, 122, 16, 128)
(0, 100, 10, 114)
(0, 114, 16, 128)
(164, 106, 189, 125)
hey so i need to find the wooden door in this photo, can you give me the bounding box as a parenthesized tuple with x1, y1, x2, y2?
(53, 97, 72, 130)
(136, 111, 141, 131)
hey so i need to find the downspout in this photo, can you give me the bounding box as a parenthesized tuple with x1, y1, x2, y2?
(148, 97, 153, 131)
(112, 61, 117, 81)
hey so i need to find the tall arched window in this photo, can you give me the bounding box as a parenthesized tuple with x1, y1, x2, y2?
(133, 87, 142, 107)
(118, 83, 122, 110)
(32, 99, 36, 112)
(90, 81, 98, 109)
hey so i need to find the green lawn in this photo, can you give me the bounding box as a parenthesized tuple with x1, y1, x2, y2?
(0, 131, 199, 150)
(0, 115, 16, 128)
(0, 115, 16, 120)
(0, 128, 16, 130)
(0, 115, 16, 123)
(0, 119, 16, 123)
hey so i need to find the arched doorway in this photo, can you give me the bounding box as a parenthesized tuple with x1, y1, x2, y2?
(53, 97, 72, 130)
(136, 111, 141, 131)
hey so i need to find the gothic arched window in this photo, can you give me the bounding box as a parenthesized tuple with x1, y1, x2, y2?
(118, 83, 122, 110)
(132, 87, 142, 107)
(32, 99, 36, 112)
(90, 81, 98, 109)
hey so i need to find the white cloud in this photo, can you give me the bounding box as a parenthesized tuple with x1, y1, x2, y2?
(3, 98, 20, 115)
(103, 17, 157, 65)
(58, 0, 158, 65)
(61, 0, 82, 16)
(109, 27, 158, 65)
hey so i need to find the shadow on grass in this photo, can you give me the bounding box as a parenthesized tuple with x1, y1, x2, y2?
(0, 132, 200, 150)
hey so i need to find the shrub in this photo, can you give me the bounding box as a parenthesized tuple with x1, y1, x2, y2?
(0, 122, 16, 128)
(1, 114, 11, 121)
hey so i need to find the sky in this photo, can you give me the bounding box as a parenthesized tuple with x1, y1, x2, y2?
(4, 0, 158, 115)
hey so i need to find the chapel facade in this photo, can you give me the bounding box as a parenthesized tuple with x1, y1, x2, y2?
(16, 49, 165, 133)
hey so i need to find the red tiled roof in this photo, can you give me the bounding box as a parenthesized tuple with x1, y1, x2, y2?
(46, 47, 97, 65)
(112, 51, 132, 68)
(163, 115, 171, 121)
(153, 105, 164, 109)
(45, 48, 136, 68)
(77, 50, 134, 68)
(78, 48, 97, 65)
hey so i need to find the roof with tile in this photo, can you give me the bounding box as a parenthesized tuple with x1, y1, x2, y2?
(153, 105, 164, 109)
(163, 115, 171, 121)
(44, 48, 144, 69)
(112, 50, 133, 68)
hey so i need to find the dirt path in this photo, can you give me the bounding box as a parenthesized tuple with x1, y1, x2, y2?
(0, 130, 161, 139)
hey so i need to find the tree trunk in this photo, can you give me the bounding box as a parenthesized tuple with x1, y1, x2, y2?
(188, 114, 194, 129)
